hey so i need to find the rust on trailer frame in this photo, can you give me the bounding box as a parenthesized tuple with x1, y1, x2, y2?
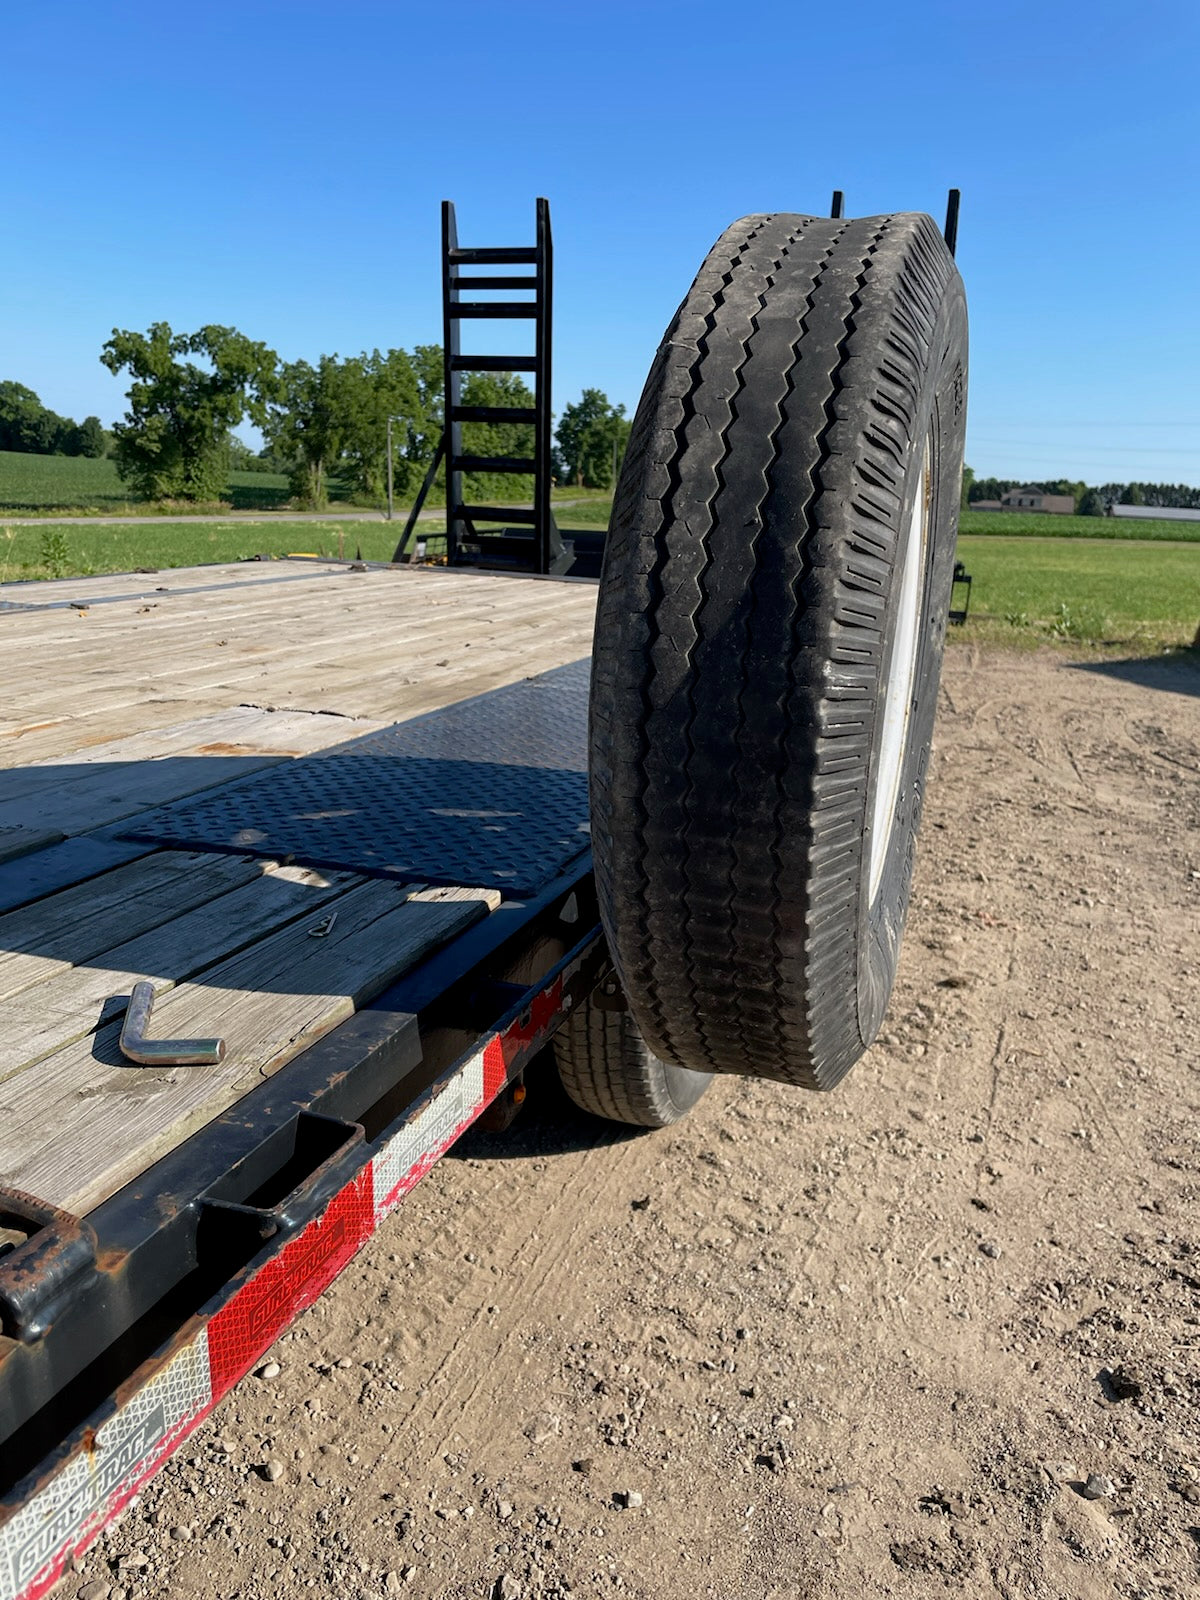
(0, 1194, 98, 1347)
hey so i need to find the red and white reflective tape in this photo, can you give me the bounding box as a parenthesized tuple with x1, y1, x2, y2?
(0, 973, 568, 1600)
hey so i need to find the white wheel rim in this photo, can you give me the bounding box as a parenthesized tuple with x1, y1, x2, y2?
(867, 446, 930, 906)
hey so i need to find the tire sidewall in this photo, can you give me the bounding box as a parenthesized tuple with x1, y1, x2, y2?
(856, 286, 968, 1046)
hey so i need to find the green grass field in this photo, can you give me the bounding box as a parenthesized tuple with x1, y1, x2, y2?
(955, 535, 1198, 648)
(0, 519, 401, 580)
(0, 491, 616, 584)
(3, 505, 1196, 652)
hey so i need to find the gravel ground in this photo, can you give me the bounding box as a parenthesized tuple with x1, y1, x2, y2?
(70, 642, 1200, 1600)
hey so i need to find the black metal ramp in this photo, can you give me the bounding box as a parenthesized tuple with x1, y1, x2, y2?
(393, 198, 568, 575)
(123, 660, 590, 896)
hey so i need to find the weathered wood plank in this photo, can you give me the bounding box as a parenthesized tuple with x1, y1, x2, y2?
(0, 750, 296, 839)
(0, 825, 65, 863)
(0, 835, 153, 916)
(0, 570, 596, 757)
(1, 883, 501, 1215)
(0, 707, 382, 805)
(0, 862, 355, 1077)
(0, 850, 266, 1000)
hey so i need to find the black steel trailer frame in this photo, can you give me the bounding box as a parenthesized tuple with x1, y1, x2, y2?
(0, 824, 608, 1600)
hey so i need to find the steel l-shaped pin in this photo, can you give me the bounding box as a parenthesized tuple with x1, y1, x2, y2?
(119, 981, 226, 1066)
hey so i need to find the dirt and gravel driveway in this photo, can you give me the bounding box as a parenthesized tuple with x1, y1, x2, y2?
(74, 642, 1200, 1600)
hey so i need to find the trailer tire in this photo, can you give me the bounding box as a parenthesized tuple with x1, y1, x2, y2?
(553, 993, 711, 1127)
(590, 210, 967, 1089)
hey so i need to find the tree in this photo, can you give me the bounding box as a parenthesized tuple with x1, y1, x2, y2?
(969, 476, 1016, 503)
(0, 381, 42, 452)
(266, 355, 358, 508)
(960, 463, 974, 512)
(101, 323, 279, 501)
(63, 416, 107, 458)
(337, 348, 423, 504)
(1077, 488, 1104, 517)
(1119, 482, 1145, 506)
(554, 388, 631, 488)
(0, 381, 75, 454)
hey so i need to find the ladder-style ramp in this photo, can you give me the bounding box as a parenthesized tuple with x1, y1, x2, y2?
(396, 198, 569, 575)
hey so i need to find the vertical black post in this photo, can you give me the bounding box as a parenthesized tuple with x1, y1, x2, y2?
(442, 201, 464, 563)
(535, 197, 554, 575)
(830, 189, 844, 219)
(943, 189, 960, 257)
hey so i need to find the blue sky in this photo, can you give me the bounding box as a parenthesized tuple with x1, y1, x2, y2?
(3, 0, 1198, 486)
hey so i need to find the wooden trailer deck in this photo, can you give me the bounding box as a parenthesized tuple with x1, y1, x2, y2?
(0, 559, 597, 1219)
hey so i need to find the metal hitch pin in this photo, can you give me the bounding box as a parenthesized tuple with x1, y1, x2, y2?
(119, 981, 226, 1066)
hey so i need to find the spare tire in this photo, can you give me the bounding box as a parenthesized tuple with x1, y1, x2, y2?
(554, 991, 710, 1128)
(589, 210, 967, 1089)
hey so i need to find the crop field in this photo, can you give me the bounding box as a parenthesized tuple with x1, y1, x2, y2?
(960, 507, 1199, 541)
(0, 450, 302, 513)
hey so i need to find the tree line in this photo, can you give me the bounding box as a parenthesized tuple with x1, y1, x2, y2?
(87, 322, 632, 508)
(0, 381, 106, 458)
(963, 470, 1200, 515)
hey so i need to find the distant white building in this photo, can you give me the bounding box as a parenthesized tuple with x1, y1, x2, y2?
(1109, 503, 1200, 521)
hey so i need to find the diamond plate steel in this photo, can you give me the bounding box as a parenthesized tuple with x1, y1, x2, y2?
(124, 659, 590, 895)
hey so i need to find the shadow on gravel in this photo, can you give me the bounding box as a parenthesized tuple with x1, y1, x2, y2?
(1067, 652, 1200, 698)
(447, 1050, 647, 1163)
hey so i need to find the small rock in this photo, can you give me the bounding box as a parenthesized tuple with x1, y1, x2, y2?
(497, 1501, 514, 1521)
(384, 1573, 403, 1595)
(1080, 1473, 1116, 1501)
(616, 1490, 643, 1509)
(337, 1356, 353, 1368)
(168, 1525, 192, 1542)
(630, 1197, 650, 1211)
(76, 1583, 110, 1600)
(1175, 1482, 1200, 1506)
(262, 1459, 285, 1483)
(1107, 1363, 1144, 1401)
(572, 1458, 594, 1475)
(979, 1240, 1002, 1260)
(401, 1569, 417, 1586)
(494, 1577, 522, 1600)
(256, 1361, 281, 1380)
(523, 1412, 561, 1446)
